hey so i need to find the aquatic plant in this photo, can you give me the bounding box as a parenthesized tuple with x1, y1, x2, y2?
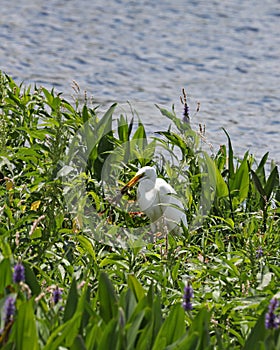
(0, 71, 280, 349)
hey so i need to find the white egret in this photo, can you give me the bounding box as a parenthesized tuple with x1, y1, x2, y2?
(121, 166, 187, 233)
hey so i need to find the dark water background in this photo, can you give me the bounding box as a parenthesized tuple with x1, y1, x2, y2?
(1, 0, 280, 163)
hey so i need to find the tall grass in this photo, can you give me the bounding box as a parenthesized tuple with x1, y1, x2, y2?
(0, 71, 280, 349)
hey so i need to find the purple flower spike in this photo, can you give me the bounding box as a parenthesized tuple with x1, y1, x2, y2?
(265, 298, 279, 329)
(53, 287, 62, 305)
(182, 284, 193, 311)
(13, 263, 25, 283)
(256, 247, 263, 258)
(4, 296, 16, 325)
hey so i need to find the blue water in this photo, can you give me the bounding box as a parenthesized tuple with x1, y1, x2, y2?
(1, 0, 280, 163)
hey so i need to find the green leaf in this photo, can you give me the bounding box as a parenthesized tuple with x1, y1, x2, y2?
(70, 335, 87, 350)
(99, 272, 118, 324)
(127, 309, 146, 350)
(65, 285, 89, 347)
(265, 166, 278, 200)
(76, 235, 96, 261)
(152, 303, 185, 349)
(251, 170, 266, 197)
(118, 114, 129, 142)
(127, 274, 145, 302)
(148, 290, 163, 346)
(155, 104, 187, 131)
(0, 259, 12, 294)
(85, 324, 102, 349)
(215, 144, 227, 172)
(43, 313, 82, 350)
(132, 121, 148, 152)
(82, 105, 91, 123)
(29, 227, 42, 239)
(12, 299, 39, 350)
(63, 277, 78, 322)
(223, 128, 234, 179)
(256, 152, 269, 185)
(44, 286, 88, 349)
(187, 308, 211, 350)
(157, 131, 187, 154)
(231, 156, 249, 202)
(243, 308, 268, 350)
(97, 318, 119, 350)
(23, 263, 41, 296)
(205, 154, 229, 198)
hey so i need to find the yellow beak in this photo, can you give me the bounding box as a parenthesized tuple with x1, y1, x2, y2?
(121, 173, 144, 194)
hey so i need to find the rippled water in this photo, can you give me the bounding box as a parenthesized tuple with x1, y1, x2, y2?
(1, 0, 280, 162)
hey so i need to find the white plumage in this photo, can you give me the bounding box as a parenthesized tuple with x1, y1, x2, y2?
(122, 166, 187, 233)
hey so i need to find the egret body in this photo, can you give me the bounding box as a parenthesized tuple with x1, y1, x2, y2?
(121, 166, 187, 233)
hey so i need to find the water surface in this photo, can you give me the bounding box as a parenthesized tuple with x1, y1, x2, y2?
(1, 0, 279, 162)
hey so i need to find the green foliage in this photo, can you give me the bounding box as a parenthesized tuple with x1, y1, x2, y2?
(0, 71, 280, 348)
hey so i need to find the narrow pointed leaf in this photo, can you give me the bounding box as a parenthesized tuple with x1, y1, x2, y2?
(99, 272, 118, 323)
(127, 274, 145, 302)
(251, 170, 266, 197)
(223, 128, 234, 179)
(13, 299, 39, 350)
(64, 277, 78, 322)
(265, 166, 278, 200)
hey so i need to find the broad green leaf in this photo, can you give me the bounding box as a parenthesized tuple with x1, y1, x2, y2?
(132, 122, 148, 152)
(187, 308, 211, 350)
(63, 277, 78, 322)
(82, 105, 91, 124)
(149, 291, 163, 346)
(215, 144, 227, 172)
(205, 154, 229, 198)
(23, 263, 41, 296)
(118, 114, 129, 142)
(29, 227, 42, 239)
(70, 335, 87, 350)
(85, 324, 102, 349)
(265, 166, 278, 200)
(76, 235, 96, 261)
(97, 318, 119, 350)
(231, 156, 249, 202)
(0, 259, 12, 294)
(12, 299, 39, 350)
(99, 272, 118, 324)
(65, 284, 89, 347)
(0, 238, 12, 259)
(127, 309, 146, 350)
(43, 313, 82, 350)
(152, 303, 185, 349)
(127, 274, 145, 302)
(251, 170, 266, 197)
(170, 332, 199, 350)
(243, 308, 268, 350)
(256, 152, 269, 185)
(155, 104, 188, 131)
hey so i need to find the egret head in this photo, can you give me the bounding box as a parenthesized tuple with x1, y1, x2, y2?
(121, 166, 156, 193)
(135, 166, 156, 181)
